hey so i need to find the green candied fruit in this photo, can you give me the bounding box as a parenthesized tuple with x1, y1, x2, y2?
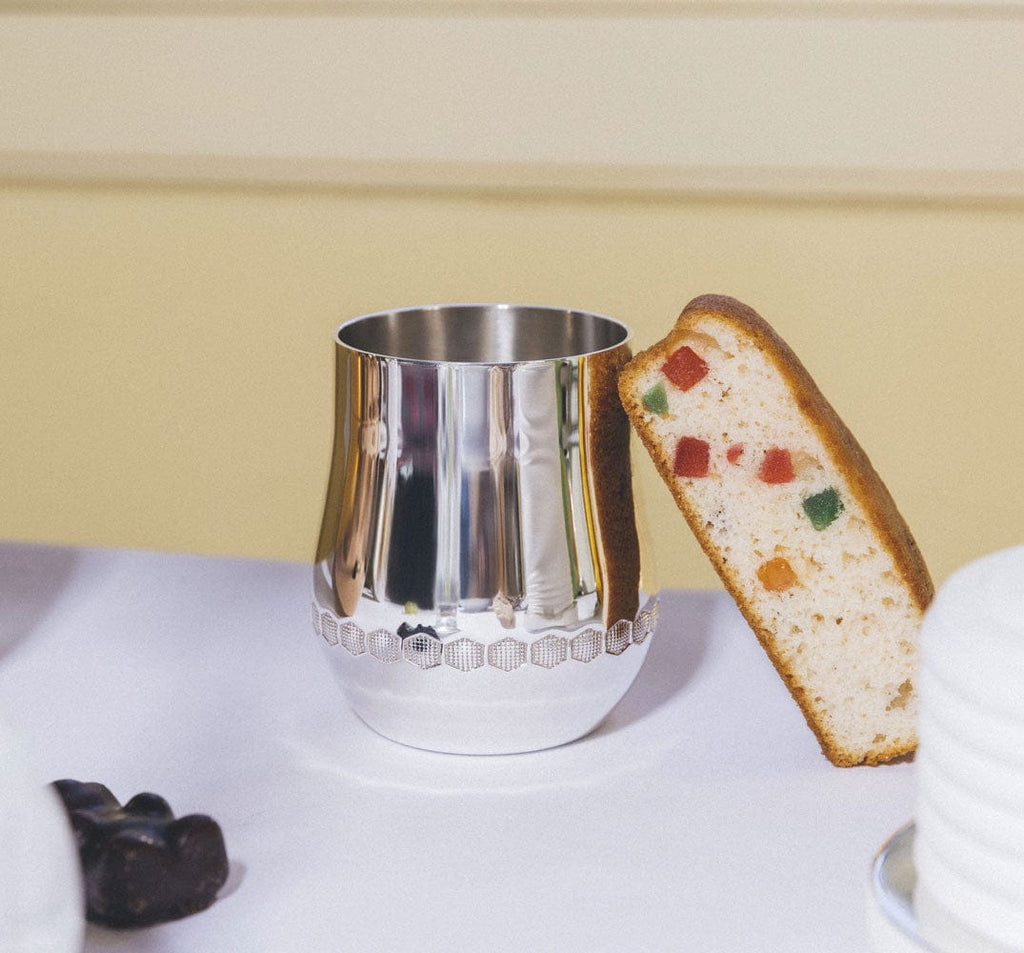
(802, 486, 844, 531)
(642, 381, 670, 417)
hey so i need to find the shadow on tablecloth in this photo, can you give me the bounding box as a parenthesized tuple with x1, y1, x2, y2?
(593, 587, 721, 734)
(0, 542, 81, 664)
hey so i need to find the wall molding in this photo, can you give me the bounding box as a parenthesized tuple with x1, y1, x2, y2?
(4, 0, 1024, 12)
(3, 9, 1023, 201)
(5, 151, 1024, 204)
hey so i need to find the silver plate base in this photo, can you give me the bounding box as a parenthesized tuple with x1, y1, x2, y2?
(867, 823, 936, 953)
(867, 823, 1018, 953)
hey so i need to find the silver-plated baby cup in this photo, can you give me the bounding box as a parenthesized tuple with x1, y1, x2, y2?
(313, 304, 657, 753)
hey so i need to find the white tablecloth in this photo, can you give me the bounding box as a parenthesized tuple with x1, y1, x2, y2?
(0, 542, 913, 952)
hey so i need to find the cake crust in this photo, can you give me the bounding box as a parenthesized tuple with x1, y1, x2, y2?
(587, 341, 642, 626)
(619, 294, 933, 766)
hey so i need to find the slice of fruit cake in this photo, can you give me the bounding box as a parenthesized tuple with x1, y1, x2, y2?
(619, 294, 933, 766)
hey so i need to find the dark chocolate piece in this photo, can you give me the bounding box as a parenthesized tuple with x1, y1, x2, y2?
(51, 779, 229, 928)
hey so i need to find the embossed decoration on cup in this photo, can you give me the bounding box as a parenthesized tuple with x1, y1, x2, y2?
(313, 304, 657, 753)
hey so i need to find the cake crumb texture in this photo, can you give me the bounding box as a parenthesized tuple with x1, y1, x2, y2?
(619, 294, 933, 766)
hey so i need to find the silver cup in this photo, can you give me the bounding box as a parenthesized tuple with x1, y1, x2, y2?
(313, 304, 657, 753)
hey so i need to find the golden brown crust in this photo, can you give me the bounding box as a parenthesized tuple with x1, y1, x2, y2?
(677, 295, 934, 614)
(619, 294, 933, 767)
(586, 342, 641, 626)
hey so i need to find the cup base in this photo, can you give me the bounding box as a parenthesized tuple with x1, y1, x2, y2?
(338, 644, 651, 755)
(312, 597, 658, 755)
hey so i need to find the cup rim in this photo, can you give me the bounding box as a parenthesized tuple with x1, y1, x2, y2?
(335, 302, 632, 366)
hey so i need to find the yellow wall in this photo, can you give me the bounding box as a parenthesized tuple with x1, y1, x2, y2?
(2, 180, 1023, 588)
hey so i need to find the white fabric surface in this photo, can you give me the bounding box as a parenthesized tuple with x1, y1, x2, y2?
(0, 542, 915, 953)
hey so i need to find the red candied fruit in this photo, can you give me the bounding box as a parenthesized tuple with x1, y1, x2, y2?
(661, 346, 709, 392)
(757, 448, 795, 484)
(726, 443, 744, 465)
(673, 436, 710, 478)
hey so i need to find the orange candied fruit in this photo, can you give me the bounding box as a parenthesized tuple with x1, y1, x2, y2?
(757, 447, 795, 484)
(726, 442, 744, 465)
(661, 346, 709, 392)
(673, 436, 710, 478)
(757, 556, 799, 592)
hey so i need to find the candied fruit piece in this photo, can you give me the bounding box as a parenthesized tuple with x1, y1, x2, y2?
(661, 346, 709, 392)
(758, 448, 795, 484)
(726, 442, 744, 465)
(757, 557, 798, 592)
(802, 486, 844, 530)
(642, 381, 670, 416)
(673, 436, 710, 478)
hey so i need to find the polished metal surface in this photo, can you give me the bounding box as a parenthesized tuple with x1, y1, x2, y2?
(311, 598, 658, 671)
(313, 304, 649, 753)
(867, 823, 989, 953)
(315, 303, 637, 630)
(334, 303, 628, 364)
(870, 824, 928, 950)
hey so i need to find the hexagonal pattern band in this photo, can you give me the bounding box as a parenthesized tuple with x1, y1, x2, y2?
(311, 599, 658, 672)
